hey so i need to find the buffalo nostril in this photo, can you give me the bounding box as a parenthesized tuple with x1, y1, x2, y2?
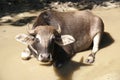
(47, 55, 50, 59)
(40, 54, 43, 58)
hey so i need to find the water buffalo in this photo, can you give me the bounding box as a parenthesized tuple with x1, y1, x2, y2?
(16, 10, 104, 67)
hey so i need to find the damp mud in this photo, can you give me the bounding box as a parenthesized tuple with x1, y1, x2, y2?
(0, 8, 120, 80)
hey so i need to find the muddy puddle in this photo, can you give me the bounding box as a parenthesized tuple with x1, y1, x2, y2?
(0, 8, 120, 80)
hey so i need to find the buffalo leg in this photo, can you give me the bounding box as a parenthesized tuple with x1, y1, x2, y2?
(21, 48, 31, 60)
(86, 32, 101, 63)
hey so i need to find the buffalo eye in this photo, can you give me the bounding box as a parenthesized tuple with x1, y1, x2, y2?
(52, 30, 62, 43)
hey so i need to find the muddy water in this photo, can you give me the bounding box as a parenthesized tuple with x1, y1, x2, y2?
(0, 8, 120, 80)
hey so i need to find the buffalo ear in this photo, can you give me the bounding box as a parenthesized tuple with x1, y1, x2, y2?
(55, 35, 75, 46)
(15, 34, 34, 45)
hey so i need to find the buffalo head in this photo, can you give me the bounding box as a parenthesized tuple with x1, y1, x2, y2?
(16, 25, 75, 63)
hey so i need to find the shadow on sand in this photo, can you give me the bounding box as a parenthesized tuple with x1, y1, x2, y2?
(100, 32, 114, 49)
(53, 57, 92, 80)
(1, 16, 36, 26)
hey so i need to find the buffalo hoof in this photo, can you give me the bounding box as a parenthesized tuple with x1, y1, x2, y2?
(85, 54, 95, 64)
(21, 51, 31, 60)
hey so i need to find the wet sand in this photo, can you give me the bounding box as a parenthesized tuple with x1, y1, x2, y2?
(0, 8, 120, 80)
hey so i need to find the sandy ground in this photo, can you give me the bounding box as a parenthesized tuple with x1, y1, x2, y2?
(0, 8, 120, 80)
